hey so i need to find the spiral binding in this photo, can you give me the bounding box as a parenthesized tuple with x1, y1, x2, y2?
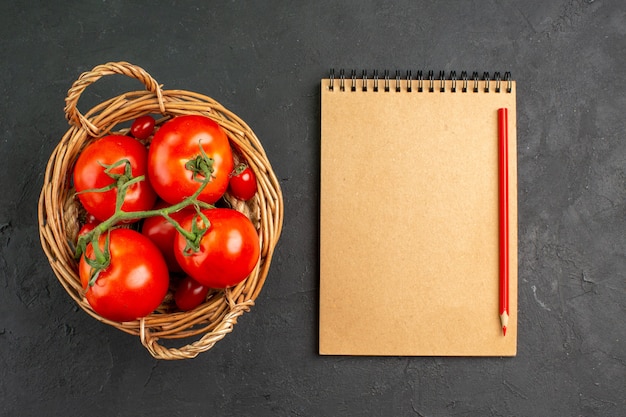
(328, 69, 512, 93)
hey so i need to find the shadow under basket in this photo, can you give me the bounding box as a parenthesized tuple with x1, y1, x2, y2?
(38, 62, 284, 360)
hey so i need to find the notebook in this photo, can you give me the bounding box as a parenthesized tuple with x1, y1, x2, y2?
(319, 70, 517, 356)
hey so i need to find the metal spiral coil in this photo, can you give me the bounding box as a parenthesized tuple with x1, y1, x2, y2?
(328, 69, 513, 93)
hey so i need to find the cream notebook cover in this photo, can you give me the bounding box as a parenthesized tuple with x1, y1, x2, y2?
(319, 70, 517, 356)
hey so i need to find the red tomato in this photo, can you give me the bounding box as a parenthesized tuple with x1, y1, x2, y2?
(174, 208, 260, 289)
(229, 163, 258, 201)
(130, 115, 156, 140)
(73, 135, 157, 222)
(77, 222, 98, 240)
(76, 215, 100, 247)
(147, 115, 234, 205)
(141, 201, 194, 272)
(84, 213, 99, 225)
(79, 228, 169, 322)
(174, 276, 210, 311)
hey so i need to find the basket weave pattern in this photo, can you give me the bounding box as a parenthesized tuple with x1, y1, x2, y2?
(38, 62, 283, 360)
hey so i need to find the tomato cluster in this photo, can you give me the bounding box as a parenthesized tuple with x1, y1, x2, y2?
(73, 114, 260, 322)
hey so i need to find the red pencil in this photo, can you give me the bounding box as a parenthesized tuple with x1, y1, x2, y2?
(498, 108, 509, 336)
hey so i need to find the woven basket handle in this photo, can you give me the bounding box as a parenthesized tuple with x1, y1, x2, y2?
(63, 61, 165, 137)
(140, 300, 254, 360)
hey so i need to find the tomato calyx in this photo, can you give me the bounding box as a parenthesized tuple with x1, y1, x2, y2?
(81, 230, 111, 287)
(184, 142, 215, 184)
(177, 211, 211, 255)
(232, 162, 248, 176)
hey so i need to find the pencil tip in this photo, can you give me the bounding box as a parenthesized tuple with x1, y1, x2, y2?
(502, 326, 507, 336)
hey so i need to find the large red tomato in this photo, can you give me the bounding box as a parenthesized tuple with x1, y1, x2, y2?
(174, 208, 260, 289)
(147, 115, 234, 205)
(79, 228, 169, 322)
(73, 135, 157, 222)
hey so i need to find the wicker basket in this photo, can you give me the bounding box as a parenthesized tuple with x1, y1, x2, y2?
(38, 62, 283, 360)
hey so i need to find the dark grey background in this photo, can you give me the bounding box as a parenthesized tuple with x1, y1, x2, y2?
(1, 0, 624, 416)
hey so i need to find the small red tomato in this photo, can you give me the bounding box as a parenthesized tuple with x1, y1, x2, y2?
(141, 201, 194, 272)
(130, 115, 156, 140)
(174, 208, 260, 289)
(229, 163, 257, 201)
(174, 276, 210, 311)
(79, 228, 169, 322)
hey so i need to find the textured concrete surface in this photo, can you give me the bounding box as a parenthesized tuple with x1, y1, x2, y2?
(1, 0, 625, 416)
